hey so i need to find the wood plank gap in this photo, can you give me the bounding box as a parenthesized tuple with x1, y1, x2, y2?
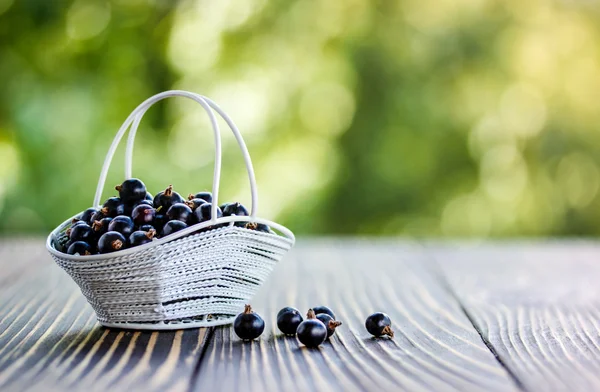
(187, 327, 215, 392)
(426, 255, 527, 392)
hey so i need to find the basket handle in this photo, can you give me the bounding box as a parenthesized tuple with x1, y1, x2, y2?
(124, 93, 258, 218)
(93, 90, 258, 222)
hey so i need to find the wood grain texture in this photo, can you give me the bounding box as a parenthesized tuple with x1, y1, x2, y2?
(0, 239, 209, 392)
(434, 242, 600, 392)
(193, 240, 517, 392)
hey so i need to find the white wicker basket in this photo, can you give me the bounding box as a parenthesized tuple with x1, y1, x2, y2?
(46, 90, 295, 330)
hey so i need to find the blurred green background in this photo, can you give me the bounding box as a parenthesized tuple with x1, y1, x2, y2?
(1, 0, 600, 237)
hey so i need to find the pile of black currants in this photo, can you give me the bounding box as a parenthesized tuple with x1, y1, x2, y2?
(61, 178, 269, 256)
(233, 305, 394, 348)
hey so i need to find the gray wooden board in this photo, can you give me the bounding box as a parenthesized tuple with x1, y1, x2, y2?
(433, 242, 600, 392)
(0, 239, 209, 392)
(194, 240, 517, 392)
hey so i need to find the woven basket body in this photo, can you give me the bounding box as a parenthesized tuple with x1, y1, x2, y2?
(46, 91, 295, 330)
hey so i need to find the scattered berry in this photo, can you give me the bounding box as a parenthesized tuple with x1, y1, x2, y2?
(233, 304, 265, 340)
(129, 229, 157, 247)
(145, 192, 153, 201)
(108, 215, 135, 238)
(296, 309, 327, 348)
(161, 220, 187, 237)
(101, 197, 125, 218)
(154, 185, 185, 212)
(277, 307, 303, 335)
(67, 241, 92, 256)
(365, 312, 394, 338)
(316, 313, 342, 338)
(166, 203, 193, 224)
(313, 306, 336, 320)
(98, 231, 126, 253)
(115, 178, 147, 204)
(132, 204, 156, 226)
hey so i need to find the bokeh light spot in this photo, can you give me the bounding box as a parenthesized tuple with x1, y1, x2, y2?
(299, 83, 355, 137)
(499, 83, 547, 139)
(66, 1, 111, 41)
(556, 153, 599, 209)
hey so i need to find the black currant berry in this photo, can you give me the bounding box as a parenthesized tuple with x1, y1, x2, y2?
(185, 198, 207, 211)
(70, 219, 87, 228)
(134, 200, 153, 208)
(276, 307, 303, 335)
(233, 304, 265, 340)
(166, 203, 193, 223)
(108, 215, 135, 238)
(139, 224, 155, 232)
(67, 241, 92, 256)
(92, 217, 113, 238)
(101, 197, 125, 218)
(194, 203, 223, 223)
(80, 208, 98, 225)
(68, 223, 94, 243)
(316, 313, 342, 338)
(154, 213, 167, 229)
(90, 210, 106, 224)
(296, 309, 327, 348)
(189, 192, 212, 203)
(98, 231, 126, 253)
(153, 185, 185, 211)
(222, 202, 249, 217)
(129, 229, 157, 247)
(365, 312, 394, 338)
(313, 306, 336, 320)
(238, 222, 270, 233)
(115, 178, 147, 204)
(161, 220, 187, 237)
(145, 192, 153, 201)
(132, 204, 156, 226)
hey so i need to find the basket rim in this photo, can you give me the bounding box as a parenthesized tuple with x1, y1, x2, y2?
(47, 211, 295, 262)
(100, 317, 235, 330)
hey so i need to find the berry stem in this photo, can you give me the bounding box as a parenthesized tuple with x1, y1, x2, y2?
(188, 193, 195, 200)
(115, 185, 122, 192)
(92, 220, 102, 231)
(112, 239, 123, 250)
(306, 309, 316, 319)
(164, 185, 173, 197)
(328, 320, 342, 331)
(244, 304, 253, 314)
(382, 325, 394, 338)
(146, 229, 157, 239)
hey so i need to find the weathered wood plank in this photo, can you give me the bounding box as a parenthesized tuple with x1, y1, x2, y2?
(193, 240, 517, 392)
(0, 240, 209, 392)
(434, 242, 600, 392)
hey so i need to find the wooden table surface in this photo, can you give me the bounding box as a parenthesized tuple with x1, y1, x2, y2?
(1, 239, 599, 392)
